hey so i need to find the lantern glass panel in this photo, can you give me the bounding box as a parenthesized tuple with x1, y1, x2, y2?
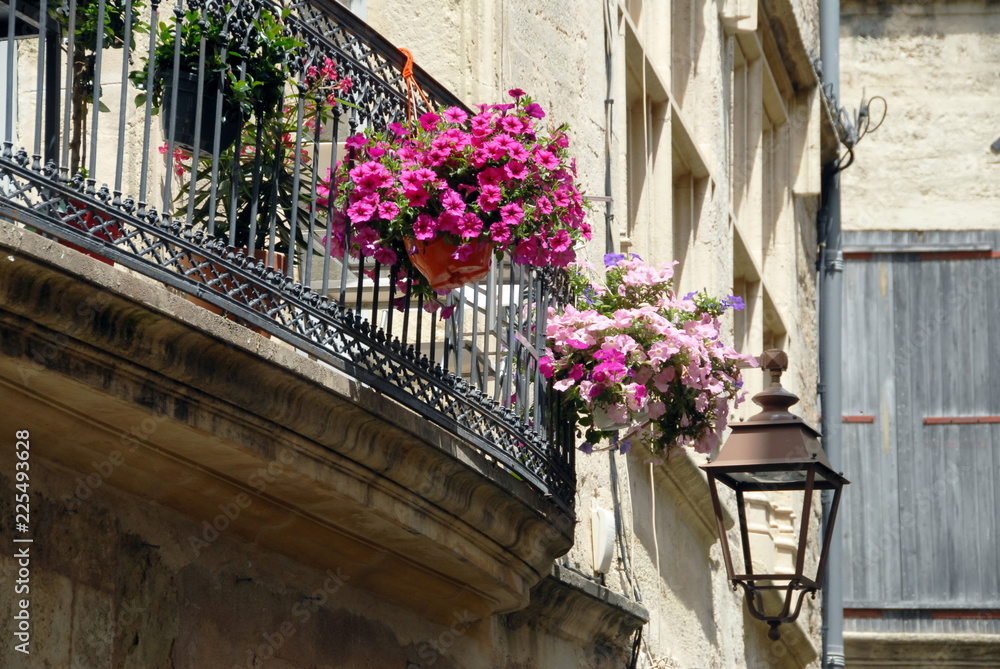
(729, 470, 810, 486)
(727, 489, 815, 577)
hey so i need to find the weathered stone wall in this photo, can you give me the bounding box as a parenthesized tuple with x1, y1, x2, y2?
(0, 454, 624, 669)
(366, 0, 608, 265)
(840, 0, 1000, 231)
(366, 1, 825, 666)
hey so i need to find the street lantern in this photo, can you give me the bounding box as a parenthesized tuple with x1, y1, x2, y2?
(702, 350, 848, 640)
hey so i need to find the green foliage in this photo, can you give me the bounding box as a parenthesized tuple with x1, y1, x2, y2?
(129, 4, 303, 120)
(51, 0, 147, 50)
(51, 0, 148, 108)
(167, 58, 349, 254)
(50, 0, 148, 171)
(174, 112, 315, 253)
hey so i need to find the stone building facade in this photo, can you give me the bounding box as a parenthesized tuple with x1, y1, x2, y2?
(0, 0, 835, 667)
(837, 1, 1000, 667)
(840, 0, 1000, 234)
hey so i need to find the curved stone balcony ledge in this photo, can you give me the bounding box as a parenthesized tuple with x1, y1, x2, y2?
(0, 225, 574, 622)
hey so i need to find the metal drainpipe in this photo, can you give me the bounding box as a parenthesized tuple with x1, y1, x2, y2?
(819, 0, 846, 667)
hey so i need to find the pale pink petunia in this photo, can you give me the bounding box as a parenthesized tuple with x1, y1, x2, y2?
(553, 378, 576, 392)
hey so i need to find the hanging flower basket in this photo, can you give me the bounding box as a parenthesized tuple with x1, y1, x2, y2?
(325, 78, 591, 316)
(404, 237, 493, 291)
(541, 254, 757, 457)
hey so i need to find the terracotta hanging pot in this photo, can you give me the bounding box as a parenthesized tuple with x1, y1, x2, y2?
(404, 237, 494, 292)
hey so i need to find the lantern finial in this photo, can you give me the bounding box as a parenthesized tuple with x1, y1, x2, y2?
(760, 348, 788, 375)
(749, 349, 800, 421)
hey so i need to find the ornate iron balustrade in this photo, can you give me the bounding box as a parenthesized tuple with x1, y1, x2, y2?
(0, 0, 576, 511)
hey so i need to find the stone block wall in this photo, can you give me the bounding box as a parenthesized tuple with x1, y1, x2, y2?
(840, 0, 1000, 231)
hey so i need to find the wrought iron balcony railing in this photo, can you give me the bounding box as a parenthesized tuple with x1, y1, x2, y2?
(0, 0, 575, 511)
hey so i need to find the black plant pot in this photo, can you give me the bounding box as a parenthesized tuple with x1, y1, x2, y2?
(158, 70, 240, 155)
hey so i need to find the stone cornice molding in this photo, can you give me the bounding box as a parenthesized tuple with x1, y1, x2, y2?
(506, 563, 649, 648)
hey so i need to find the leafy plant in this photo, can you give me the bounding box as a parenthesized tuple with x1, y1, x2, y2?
(129, 2, 303, 120)
(164, 56, 351, 253)
(51, 0, 147, 173)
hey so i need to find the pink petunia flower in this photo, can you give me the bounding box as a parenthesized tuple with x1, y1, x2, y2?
(470, 113, 495, 137)
(345, 134, 368, 149)
(442, 106, 468, 124)
(457, 213, 483, 238)
(550, 229, 572, 252)
(373, 246, 397, 266)
(376, 201, 400, 221)
(489, 222, 513, 245)
(524, 102, 545, 119)
(477, 166, 507, 187)
(504, 160, 528, 181)
(347, 198, 377, 223)
(412, 214, 437, 240)
(404, 186, 430, 208)
(533, 149, 560, 171)
(440, 189, 466, 213)
(500, 202, 524, 226)
(477, 184, 502, 212)
(419, 111, 441, 131)
(500, 115, 526, 134)
(539, 355, 556, 378)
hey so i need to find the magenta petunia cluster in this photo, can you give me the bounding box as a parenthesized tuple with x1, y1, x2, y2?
(324, 91, 591, 290)
(540, 254, 757, 457)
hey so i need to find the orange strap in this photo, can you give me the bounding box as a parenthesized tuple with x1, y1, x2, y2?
(399, 48, 432, 122)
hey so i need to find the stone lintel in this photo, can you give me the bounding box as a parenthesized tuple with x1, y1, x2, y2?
(846, 631, 1000, 667)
